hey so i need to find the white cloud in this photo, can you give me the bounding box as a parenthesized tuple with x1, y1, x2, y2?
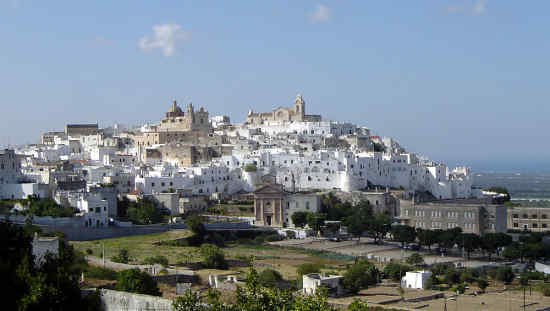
(472, 0, 486, 15)
(139, 24, 189, 57)
(445, 0, 486, 16)
(309, 4, 331, 23)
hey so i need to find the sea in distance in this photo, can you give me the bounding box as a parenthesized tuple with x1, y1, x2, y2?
(473, 172, 550, 205)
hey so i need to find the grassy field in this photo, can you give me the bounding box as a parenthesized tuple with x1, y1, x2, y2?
(70, 229, 353, 281)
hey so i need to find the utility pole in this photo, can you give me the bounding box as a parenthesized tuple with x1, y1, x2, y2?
(523, 286, 526, 311)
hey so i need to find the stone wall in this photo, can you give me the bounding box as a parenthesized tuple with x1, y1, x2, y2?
(97, 289, 174, 311)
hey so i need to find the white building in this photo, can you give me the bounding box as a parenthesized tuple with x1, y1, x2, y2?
(302, 273, 344, 297)
(78, 195, 109, 228)
(401, 271, 432, 290)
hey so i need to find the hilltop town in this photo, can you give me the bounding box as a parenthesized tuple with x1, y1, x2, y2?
(3, 95, 550, 310)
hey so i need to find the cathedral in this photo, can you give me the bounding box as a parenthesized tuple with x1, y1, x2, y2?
(245, 94, 321, 124)
(156, 100, 211, 133)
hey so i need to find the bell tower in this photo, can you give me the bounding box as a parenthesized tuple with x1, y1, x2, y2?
(294, 94, 305, 121)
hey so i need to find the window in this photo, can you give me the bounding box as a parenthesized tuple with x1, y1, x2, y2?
(533, 223, 538, 228)
(523, 214, 528, 218)
(513, 223, 518, 227)
(151, 182, 155, 187)
(532, 214, 538, 219)
(542, 214, 548, 219)
(306, 202, 310, 210)
(543, 224, 548, 228)
(513, 214, 519, 218)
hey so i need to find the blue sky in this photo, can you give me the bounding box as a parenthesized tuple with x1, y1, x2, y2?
(1, 1, 549, 172)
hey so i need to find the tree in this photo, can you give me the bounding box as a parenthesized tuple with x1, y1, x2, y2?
(292, 211, 309, 228)
(111, 248, 130, 264)
(383, 263, 412, 281)
(127, 198, 163, 224)
(200, 244, 227, 269)
(406, 253, 424, 266)
(391, 225, 416, 248)
(481, 233, 513, 259)
(416, 229, 438, 250)
(143, 255, 169, 266)
(477, 278, 489, 293)
(367, 213, 391, 244)
(495, 266, 515, 284)
(456, 233, 482, 259)
(342, 259, 379, 294)
(115, 268, 161, 296)
(502, 242, 522, 261)
(344, 203, 372, 242)
(186, 215, 207, 236)
(0, 221, 98, 310)
(306, 213, 326, 232)
(259, 269, 283, 287)
(438, 228, 462, 253)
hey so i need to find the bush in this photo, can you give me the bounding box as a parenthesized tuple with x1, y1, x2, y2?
(343, 259, 380, 294)
(200, 244, 227, 269)
(451, 283, 466, 294)
(143, 255, 169, 266)
(477, 279, 489, 292)
(111, 249, 130, 264)
(115, 269, 161, 296)
(85, 265, 118, 280)
(383, 263, 412, 282)
(258, 269, 283, 287)
(85, 248, 93, 255)
(495, 266, 515, 284)
(406, 253, 424, 266)
(459, 270, 475, 284)
(541, 284, 550, 297)
(444, 270, 461, 285)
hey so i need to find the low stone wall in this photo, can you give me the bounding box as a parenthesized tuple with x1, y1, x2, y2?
(97, 289, 174, 311)
(152, 273, 198, 285)
(28, 223, 186, 241)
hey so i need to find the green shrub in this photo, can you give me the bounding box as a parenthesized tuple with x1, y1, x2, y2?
(343, 259, 380, 293)
(259, 269, 283, 287)
(406, 253, 424, 266)
(200, 244, 227, 269)
(451, 283, 466, 294)
(85, 265, 118, 280)
(115, 269, 161, 296)
(85, 248, 93, 255)
(495, 266, 515, 284)
(383, 263, 412, 282)
(477, 279, 489, 292)
(111, 249, 130, 264)
(142, 255, 169, 266)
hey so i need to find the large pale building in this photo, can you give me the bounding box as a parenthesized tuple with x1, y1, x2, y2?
(399, 199, 508, 235)
(507, 207, 550, 232)
(245, 94, 321, 125)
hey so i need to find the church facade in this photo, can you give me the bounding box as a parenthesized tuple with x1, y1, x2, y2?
(157, 100, 211, 133)
(246, 94, 321, 125)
